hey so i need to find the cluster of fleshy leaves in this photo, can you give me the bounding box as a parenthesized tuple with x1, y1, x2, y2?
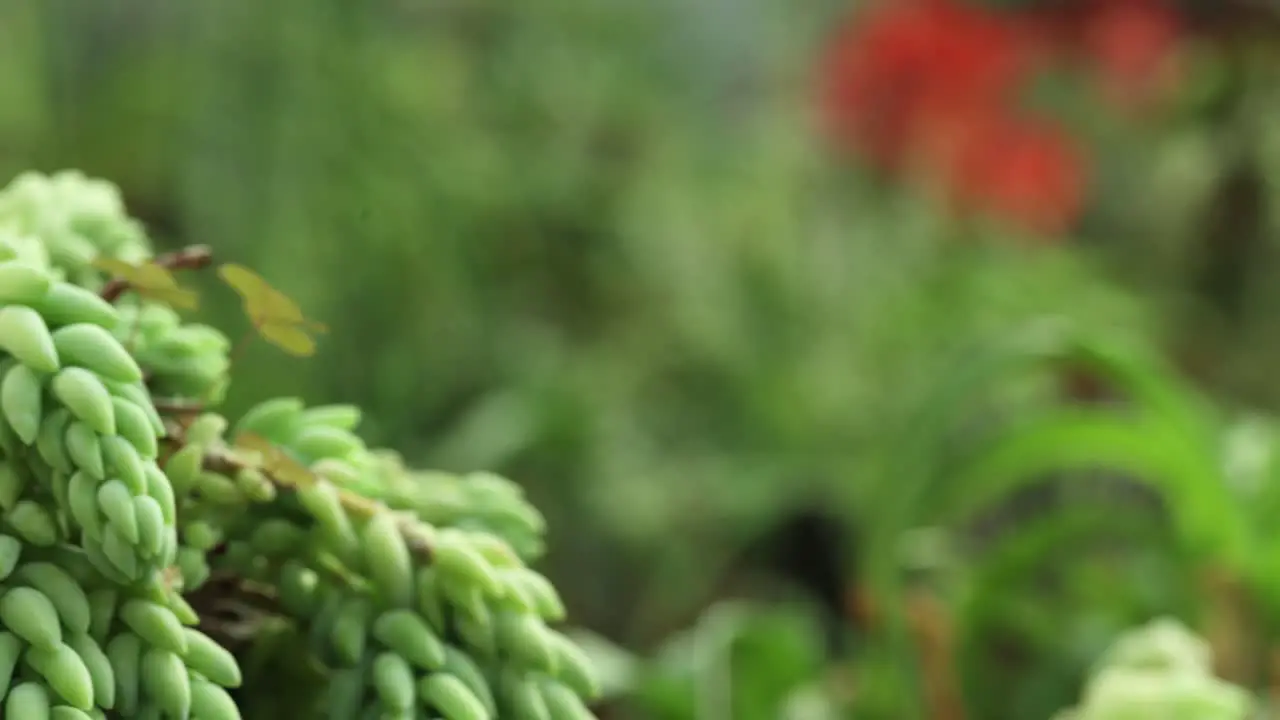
(1052, 618, 1253, 719)
(0, 170, 599, 719)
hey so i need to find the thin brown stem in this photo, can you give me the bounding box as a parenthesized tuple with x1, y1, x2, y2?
(100, 244, 215, 303)
(227, 326, 257, 369)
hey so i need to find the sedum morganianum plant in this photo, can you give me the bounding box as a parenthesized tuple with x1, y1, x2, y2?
(1053, 618, 1253, 720)
(0, 170, 599, 719)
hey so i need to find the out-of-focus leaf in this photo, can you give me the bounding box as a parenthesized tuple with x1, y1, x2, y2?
(955, 504, 1189, 720)
(633, 602, 830, 720)
(943, 409, 1238, 564)
(93, 257, 199, 310)
(562, 628, 641, 700)
(218, 263, 327, 356)
(233, 431, 316, 487)
(258, 323, 319, 357)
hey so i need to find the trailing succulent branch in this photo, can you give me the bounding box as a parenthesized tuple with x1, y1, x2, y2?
(0, 170, 600, 719)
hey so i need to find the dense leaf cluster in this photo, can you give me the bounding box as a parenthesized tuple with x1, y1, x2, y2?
(0, 171, 598, 719)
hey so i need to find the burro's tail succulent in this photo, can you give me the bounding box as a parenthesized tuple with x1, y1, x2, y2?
(0, 169, 601, 719)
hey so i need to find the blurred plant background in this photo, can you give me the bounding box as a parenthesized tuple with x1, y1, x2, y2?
(7, 0, 1280, 717)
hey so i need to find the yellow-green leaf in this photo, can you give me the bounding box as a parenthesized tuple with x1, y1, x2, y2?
(232, 432, 315, 487)
(217, 264, 327, 356)
(92, 258, 199, 310)
(259, 324, 317, 358)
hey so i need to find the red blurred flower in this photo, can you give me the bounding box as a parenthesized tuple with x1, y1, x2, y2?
(947, 117, 1087, 237)
(1079, 0, 1183, 108)
(818, 0, 1184, 238)
(819, 0, 1031, 170)
(1025, 0, 1183, 108)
